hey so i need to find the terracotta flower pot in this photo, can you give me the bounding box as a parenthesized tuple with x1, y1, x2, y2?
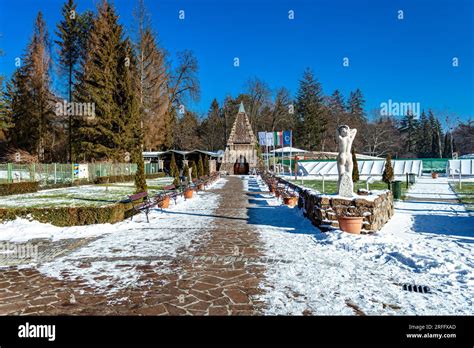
(159, 195, 170, 209)
(337, 216, 363, 234)
(284, 196, 298, 208)
(431, 172, 438, 179)
(184, 189, 193, 199)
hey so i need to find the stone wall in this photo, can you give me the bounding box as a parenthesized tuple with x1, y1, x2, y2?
(273, 177, 394, 234)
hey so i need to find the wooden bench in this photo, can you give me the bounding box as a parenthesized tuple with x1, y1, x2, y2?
(128, 191, 155, 223)
(161, 184, 181, 204)
(192, 178, 206, 192)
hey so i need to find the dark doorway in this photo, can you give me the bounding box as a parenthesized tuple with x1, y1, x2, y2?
(234, 155, 249, 175)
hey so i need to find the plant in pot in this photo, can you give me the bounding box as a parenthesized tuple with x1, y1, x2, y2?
(283, 195, 298, 208)
(337, 211, 364, 234)
(184, 186, 193, 199)
(158, 195, 171, 209)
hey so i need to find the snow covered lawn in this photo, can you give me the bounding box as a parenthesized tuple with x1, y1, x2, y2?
(0, 178, 226, 293)
(0, 177, 173, 208)
(246, 176, 473, 315)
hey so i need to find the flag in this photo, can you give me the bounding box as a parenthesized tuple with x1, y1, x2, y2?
(283, 130, 292, 146)
(258, 132, 267, 146)
(273, 131, 283, 146)
(265, 132, 274, 146)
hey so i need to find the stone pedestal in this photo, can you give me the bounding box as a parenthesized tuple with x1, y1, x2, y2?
(298, 190, 394, 233)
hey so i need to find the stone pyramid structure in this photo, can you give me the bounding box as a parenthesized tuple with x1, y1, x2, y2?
(221, 102, 258, 174)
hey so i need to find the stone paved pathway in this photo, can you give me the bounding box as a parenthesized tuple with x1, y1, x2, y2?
(0, 176, 267, 315)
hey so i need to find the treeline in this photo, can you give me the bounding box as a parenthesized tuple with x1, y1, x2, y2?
(1, 0, 473, 164)
(185, 71, 473, 159)
(0, 0, 198, 163)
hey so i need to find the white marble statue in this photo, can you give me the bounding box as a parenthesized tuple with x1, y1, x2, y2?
(336, 125, 357, 197)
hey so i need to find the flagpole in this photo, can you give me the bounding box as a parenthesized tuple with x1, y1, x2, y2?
(273, 132, 276, 173)
(289, 130, 292, 177)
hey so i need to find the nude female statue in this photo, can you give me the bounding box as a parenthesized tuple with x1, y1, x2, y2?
(336, 125, 357, 196)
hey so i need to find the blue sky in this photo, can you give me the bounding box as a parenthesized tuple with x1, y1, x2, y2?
(0, 0, 473, 124)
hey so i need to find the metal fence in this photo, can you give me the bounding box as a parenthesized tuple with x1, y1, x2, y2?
(0, 162, 162, 186)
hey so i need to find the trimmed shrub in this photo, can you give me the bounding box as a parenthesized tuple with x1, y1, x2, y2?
(204, 155, 210, 176)
(382, 153, 394, 188)
(134, 158, 148, 193)
(170, 153, 178, 177)
(191, 161, 198, 179)
(198, 155, 204, 178)
(94, 173, 165, 185)
(352, 147, 359, 183)
(0, 202, 135, 227)
(145, 172, 166, 179)
(0, 182, 39, 196)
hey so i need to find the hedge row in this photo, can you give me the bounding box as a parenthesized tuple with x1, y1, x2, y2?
(0, 202, 135, 227)
(0, 181, 39, 196)
(94, 172, 165, 184)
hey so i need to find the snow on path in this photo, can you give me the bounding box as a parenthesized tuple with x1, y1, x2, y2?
(1, 179, 226, 293)
(245, 176, 473, 315)
(405, 176, 458, 200)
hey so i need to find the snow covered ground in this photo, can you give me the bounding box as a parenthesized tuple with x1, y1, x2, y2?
(405, 176, 459, 200)
(0, 178, 226, 294)
(247, 176, 473, 315)
(0, 177, 173, 208)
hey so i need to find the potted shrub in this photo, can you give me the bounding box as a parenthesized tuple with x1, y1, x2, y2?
(159, 195, 171, 209)
(431, 171, 438, 179)
(283, 195, 298, 208)
(337, 213, 364, 234)
(184, 187, 193, 199)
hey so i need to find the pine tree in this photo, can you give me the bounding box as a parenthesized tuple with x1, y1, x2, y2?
(428, 111, 443, 158)
(326, 90, 346, 151)
(382, 154, 394, 188)
(417, 111, 432, 157)
(347, 89, 366, 123)
(197, 154, 204, 178)
(1, 72, 20, 140)
(204, 155, 210, 176)
(294, 68, 327, 150)
(134, 0, 168, 151)
(75, 0, 138, 161)
(6, 12, 56, 161)
(399, 110, 419, 155)
(352, 147, 359, 182)
(56, 0, 91, 162)
(0, 50, 12, 138)
(200, 99, 226, 151)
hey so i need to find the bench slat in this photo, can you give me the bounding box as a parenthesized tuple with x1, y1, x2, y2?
(129, 191, 148, 201)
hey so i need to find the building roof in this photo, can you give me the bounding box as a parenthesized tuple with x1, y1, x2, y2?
(226, 104, 257, 145)
(143, 149, 223, 158)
